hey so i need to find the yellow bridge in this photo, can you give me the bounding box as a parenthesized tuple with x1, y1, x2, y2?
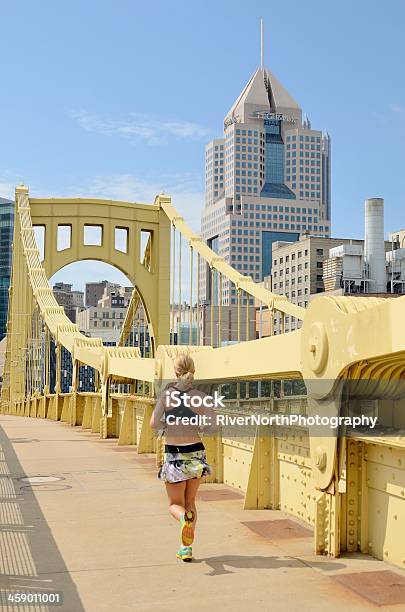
(2, 184, 405, 571)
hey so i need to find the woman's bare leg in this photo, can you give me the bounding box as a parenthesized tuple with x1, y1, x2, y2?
(165, 481, 186, 521)
(185, 477, 201, 526)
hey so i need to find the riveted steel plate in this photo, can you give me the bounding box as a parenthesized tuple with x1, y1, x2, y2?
(242, 518, 313, 540)
(197, 488, 244, 501)
(332, 570, 405, 606)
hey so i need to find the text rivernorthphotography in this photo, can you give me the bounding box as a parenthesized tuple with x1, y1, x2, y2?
(163, 390, 378, 430)
(164, 412, 378, 430)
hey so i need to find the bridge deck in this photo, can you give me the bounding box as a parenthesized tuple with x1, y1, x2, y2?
(0, 416, 403, 612)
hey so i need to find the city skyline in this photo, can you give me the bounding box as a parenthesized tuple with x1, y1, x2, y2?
(1, 1, 405, 289)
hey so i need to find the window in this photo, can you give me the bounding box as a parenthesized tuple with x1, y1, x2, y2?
(57, 225, 71, 251)
(115, 227, 128, 253)
(140, 230, 153, 270)
(33, 226, 45, 261)
(84, 225, 103, 246)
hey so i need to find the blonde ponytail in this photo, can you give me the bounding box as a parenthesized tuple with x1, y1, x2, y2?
(173, 353, 195, 385)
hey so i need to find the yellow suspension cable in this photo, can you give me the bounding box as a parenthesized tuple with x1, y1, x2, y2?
(171, 225, 176, 344)
(178, 234, 182, 345)
(246, 292, 249, 342)
(218, 273, 222, 348)
(197, 253, 200, 345)
(237, 287, 241, 344)
(189, 246, 193, 345)
(210, 268, 214, 347)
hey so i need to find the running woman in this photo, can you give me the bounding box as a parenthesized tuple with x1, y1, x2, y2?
(150, 353, 217, 562)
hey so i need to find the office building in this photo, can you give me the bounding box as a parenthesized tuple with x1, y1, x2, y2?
(258, 198, 404, 335)
(201, 62, 331, 307)
(53, 282, 84, 323)
(0, 198, 14, 340)
(76, 284, 132, 344)
(85, 280, 119, 307)
(270, 236, 364, 333)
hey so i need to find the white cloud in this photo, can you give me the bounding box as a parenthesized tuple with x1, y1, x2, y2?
(69, 172, 204, 232)
(70, 110, 211, 145)
(0, 180, 16, 200)
(389, 103, 405, 114)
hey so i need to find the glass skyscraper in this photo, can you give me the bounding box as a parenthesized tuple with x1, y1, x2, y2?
(0, 198, 14, 340)
(201, 65, 331, 306)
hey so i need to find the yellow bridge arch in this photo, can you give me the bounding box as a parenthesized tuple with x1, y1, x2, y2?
(2, 183, 405, 568)
(29, 195, 171, 351)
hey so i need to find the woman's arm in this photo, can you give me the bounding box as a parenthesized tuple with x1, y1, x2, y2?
(149, 393, 167, 429)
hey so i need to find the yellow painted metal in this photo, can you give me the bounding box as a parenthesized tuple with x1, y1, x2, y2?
(202, 434, 223, 483)
(135, 397, 155, 453)
(117, 397, 138, 445)
(1, 186, 170, 418)
(222, 437, 255, 495)
(2, 184, 405, 570)
(244, 428, 278, 509)
(278, 434, 316, 525)
(30, 195, 170, 350)
(345, 438, 405, 568)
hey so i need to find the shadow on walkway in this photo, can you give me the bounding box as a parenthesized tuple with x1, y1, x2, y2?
(194, 554, 347, 576)
(0, 423, 85, 612)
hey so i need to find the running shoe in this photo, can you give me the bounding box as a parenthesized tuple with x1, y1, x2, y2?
(180, 510, 195, 546)
(176, 546, 192, 562)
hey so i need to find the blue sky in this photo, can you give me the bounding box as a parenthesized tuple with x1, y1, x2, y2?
(1, 0, 405, 289)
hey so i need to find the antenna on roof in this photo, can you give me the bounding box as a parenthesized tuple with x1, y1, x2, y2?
(260, 18, 264, 69)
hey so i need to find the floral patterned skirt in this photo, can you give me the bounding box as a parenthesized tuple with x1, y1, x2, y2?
(158, 443, 212, 483)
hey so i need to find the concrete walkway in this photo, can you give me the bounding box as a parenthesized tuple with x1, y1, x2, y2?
(1, 415, 405, 612)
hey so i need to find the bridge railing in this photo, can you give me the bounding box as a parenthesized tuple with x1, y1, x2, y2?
(3, 185, 405, 565)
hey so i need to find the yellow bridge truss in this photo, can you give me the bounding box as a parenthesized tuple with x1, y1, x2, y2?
(2, 185, 405, 567)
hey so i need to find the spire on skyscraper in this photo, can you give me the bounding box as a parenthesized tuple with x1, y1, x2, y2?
(260, 18, 264, 70)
